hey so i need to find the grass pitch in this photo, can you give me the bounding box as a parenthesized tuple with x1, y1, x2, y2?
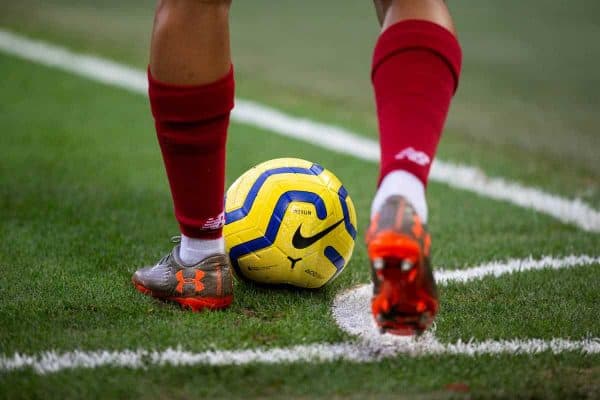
(1, 1, 599, 398)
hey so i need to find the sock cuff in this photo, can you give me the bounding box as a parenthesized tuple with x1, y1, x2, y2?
(372, 170, 428, 222)
(180, 225, 224, 240)
(372, 19, 462, 93)
(177, 212, 225, 239)
(148, 66, 235, 123)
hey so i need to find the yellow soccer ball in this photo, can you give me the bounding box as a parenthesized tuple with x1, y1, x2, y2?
(224, 158, 357, 288)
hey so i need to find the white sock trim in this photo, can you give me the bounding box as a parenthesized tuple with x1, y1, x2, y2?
(371, 170, 428, 222)
(179, 234, 225, 266)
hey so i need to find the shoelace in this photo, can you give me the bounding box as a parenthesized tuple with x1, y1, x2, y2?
(154, 236, 181, 265)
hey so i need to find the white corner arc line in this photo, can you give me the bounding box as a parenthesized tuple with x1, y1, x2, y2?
(332, 255, 600, 341)
(0, 29, 598, 232)
(435, 254, 600, 284)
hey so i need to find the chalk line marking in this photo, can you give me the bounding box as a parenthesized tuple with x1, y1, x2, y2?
(333, 254, 600, 341)
(2, 338, 599, 375)
(2, 255, 598, 374)
(0, 29, 598, 232)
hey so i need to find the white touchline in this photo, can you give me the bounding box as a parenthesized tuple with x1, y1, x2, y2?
(2, 255, 598, 374)
(0, 29, 598, 232)
(2, 339, 599, 375)
(2, 338, 599, 375)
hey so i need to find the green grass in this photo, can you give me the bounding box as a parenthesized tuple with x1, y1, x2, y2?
(2, 355, 599, 399)
(1, 2, 599, 398)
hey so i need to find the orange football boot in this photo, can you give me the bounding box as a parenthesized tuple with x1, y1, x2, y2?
(366, 195, 438, 335)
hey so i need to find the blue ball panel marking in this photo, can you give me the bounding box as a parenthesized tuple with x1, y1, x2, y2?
(338, 186, 357, 240)
(324, 246, 345, 271)
(225, 164, 324, 224)
(324, 246, 346, 285)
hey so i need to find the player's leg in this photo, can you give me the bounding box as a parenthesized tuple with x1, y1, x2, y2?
(149, 0, 232, 85)
(367, 0, 462, 334)
(373, 0, 455, 32)
(132, 0, 234, 311)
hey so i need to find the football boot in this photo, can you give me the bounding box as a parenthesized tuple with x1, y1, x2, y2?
(132, 242, 233, 311)
(366, 195, 438, 335)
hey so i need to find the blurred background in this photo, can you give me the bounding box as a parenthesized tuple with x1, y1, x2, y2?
(2, 0, 598, 202)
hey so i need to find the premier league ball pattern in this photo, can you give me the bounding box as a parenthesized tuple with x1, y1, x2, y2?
(224, 158, 357, 288)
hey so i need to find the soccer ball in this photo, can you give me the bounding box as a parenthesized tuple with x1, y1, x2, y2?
(224, 158, 357, 288)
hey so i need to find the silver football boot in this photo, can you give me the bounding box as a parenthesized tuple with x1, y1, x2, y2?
(132, 243, 233, 311)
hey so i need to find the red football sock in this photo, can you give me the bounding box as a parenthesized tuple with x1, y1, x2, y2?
(373, 20, 462, 186)
(148, 67, 234, 239)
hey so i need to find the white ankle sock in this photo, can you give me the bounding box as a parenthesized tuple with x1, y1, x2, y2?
(179, 234, 225, 266)
(370, 170, 428, 222)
